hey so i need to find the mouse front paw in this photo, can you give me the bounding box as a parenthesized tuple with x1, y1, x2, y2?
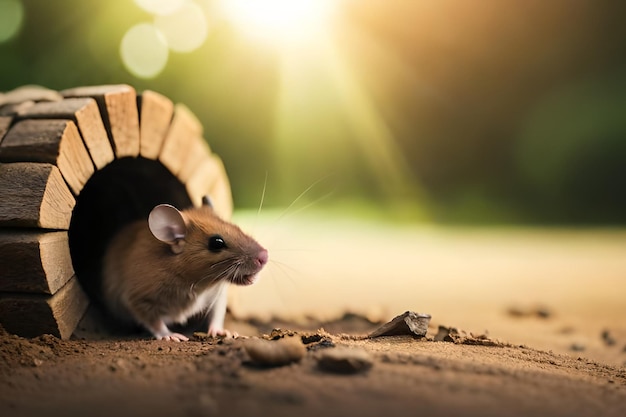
(148, 320, 189, 342)
(157, 332, 189, 342)
(207, 326, 238, 339)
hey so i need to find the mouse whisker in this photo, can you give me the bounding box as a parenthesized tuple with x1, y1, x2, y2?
(268, 259, 301, 279)
(208, 258, 233, 269)
(189, 261, 238, 292)
(211, 260, 241, 281)
(257, 171, 268, 218)
(272, 174, 336, 224)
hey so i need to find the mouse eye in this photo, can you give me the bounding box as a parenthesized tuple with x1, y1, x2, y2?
(208, 235, 227, 252)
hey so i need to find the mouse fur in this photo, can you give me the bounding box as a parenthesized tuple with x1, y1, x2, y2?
(102, 202, 268, 341)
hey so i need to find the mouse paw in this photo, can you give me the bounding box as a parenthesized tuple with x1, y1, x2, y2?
(157, 332, 189, 342)
(208, 327, 238, 339)
(147, 319, 189, 342)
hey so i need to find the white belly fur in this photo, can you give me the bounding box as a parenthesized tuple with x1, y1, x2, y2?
(166, 282, 228, 325)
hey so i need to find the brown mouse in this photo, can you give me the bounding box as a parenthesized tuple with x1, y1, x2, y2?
(102, 197, 268, 341)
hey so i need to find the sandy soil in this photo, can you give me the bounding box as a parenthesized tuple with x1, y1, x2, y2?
(231, 213, 626, 367)
(1, 314, 625, 417)
(2, 216, 625, 417)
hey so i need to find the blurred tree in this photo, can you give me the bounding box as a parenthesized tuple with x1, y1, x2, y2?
(515, 75, 626, 223)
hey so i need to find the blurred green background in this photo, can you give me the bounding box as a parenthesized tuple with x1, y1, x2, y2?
(2, 0, 625, 225)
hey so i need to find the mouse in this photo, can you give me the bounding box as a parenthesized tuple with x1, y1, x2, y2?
(101, 196, 268, 341)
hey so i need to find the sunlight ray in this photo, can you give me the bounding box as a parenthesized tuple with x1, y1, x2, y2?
(272, 38, 423, 202)
(320, 39, 418, 198)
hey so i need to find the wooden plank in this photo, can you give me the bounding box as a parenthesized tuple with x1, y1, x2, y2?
(0, 163, 75, 229)
(17, 98, 114, 170)
(159, 103, 203, 176)
(0, 100, 36, 116)
(0, 85, 62, 106)
(61, 84, 140, 158)
(210, 156, 234, 220)
(0, 231, 74, 294)
(177, 136, 211, 183)
(138, 90, 174, 160)
(0, 119, 95, 195)
(186, 155, 233, 219)
(185, 156, 219, 208)
(0, 116, 11, 145)
(0, 276, 89, 339)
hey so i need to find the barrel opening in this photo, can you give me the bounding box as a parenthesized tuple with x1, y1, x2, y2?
(68, 157, 192, 304)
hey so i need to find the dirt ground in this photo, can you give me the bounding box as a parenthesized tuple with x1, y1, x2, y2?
(1, 309, 625, 417)
(2, 218, 625, 417)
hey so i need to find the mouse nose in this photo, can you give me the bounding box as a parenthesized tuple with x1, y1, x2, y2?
(256, 249, 269, 267)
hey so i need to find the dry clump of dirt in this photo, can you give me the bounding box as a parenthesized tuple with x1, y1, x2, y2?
(0, 325, 82, 371)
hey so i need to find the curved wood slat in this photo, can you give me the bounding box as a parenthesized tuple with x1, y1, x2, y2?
(0, 85, 63, 107)
(0, 116, 11, 144)
(62, 84, 140, 158)
(159, 103, 203, 176)
(0, 119, 94, 195)
(0, 163, 75, 229)
(186, 155, 233, 220)
(0, 231, 74, 294)
(138, 90, 174, 160)
(178, 136, 212, 184)
(0, 277, 88, 340)
(17, 98, 114, 170)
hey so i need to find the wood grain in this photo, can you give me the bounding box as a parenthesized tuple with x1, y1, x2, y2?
(61, 84, 140, 158)
(178, 136, 212, 184)
(138, 90, 174, 160)
(17, 98, 115, 169)
(0, 100, 35, 116)
(0, 119, 95, 195)
(186, 155, 233, 219)
(0, 277, 89, 339)
(159, 103, 203, 177)
(209, 156, 234, 220)
(0, 231, 74, 294)
(0, 116, 11, 145)
(0, 85, 62, 106)
(0, 163, 75, 229)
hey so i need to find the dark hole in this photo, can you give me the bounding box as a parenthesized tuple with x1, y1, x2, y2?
(68, 157, 192, 309)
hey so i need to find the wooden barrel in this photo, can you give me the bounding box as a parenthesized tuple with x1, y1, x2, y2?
(0, 85, 232, 339)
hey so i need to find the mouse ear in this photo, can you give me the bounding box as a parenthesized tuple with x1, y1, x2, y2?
(148, 204, 187, 243)
(202, 195, 214, 208)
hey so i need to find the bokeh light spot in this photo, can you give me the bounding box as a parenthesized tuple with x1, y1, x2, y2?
(120, 23, 169, 79)
(154, 1, 208, 53)
(134, 0, 185, 16)
(0, 0, 24, 43)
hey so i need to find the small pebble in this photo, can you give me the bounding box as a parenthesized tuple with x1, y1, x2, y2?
(570, 343, 586, 352)
(368, 311, 431, 338)
(601, 330, 616, 346)
(301, 334, 324, 344)
(535, 307, 552, 319)
(269, 328, 295, 340)
(434, 326, 458, 342)
(244, 337, 305, 367)
(306, 337, 335, 351)
(316, 347, 373, 374)
(507, 305, 552, 319)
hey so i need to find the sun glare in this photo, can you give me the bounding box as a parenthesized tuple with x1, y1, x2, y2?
(219, 0, 335, 45)
(217, 0, 417, 200)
